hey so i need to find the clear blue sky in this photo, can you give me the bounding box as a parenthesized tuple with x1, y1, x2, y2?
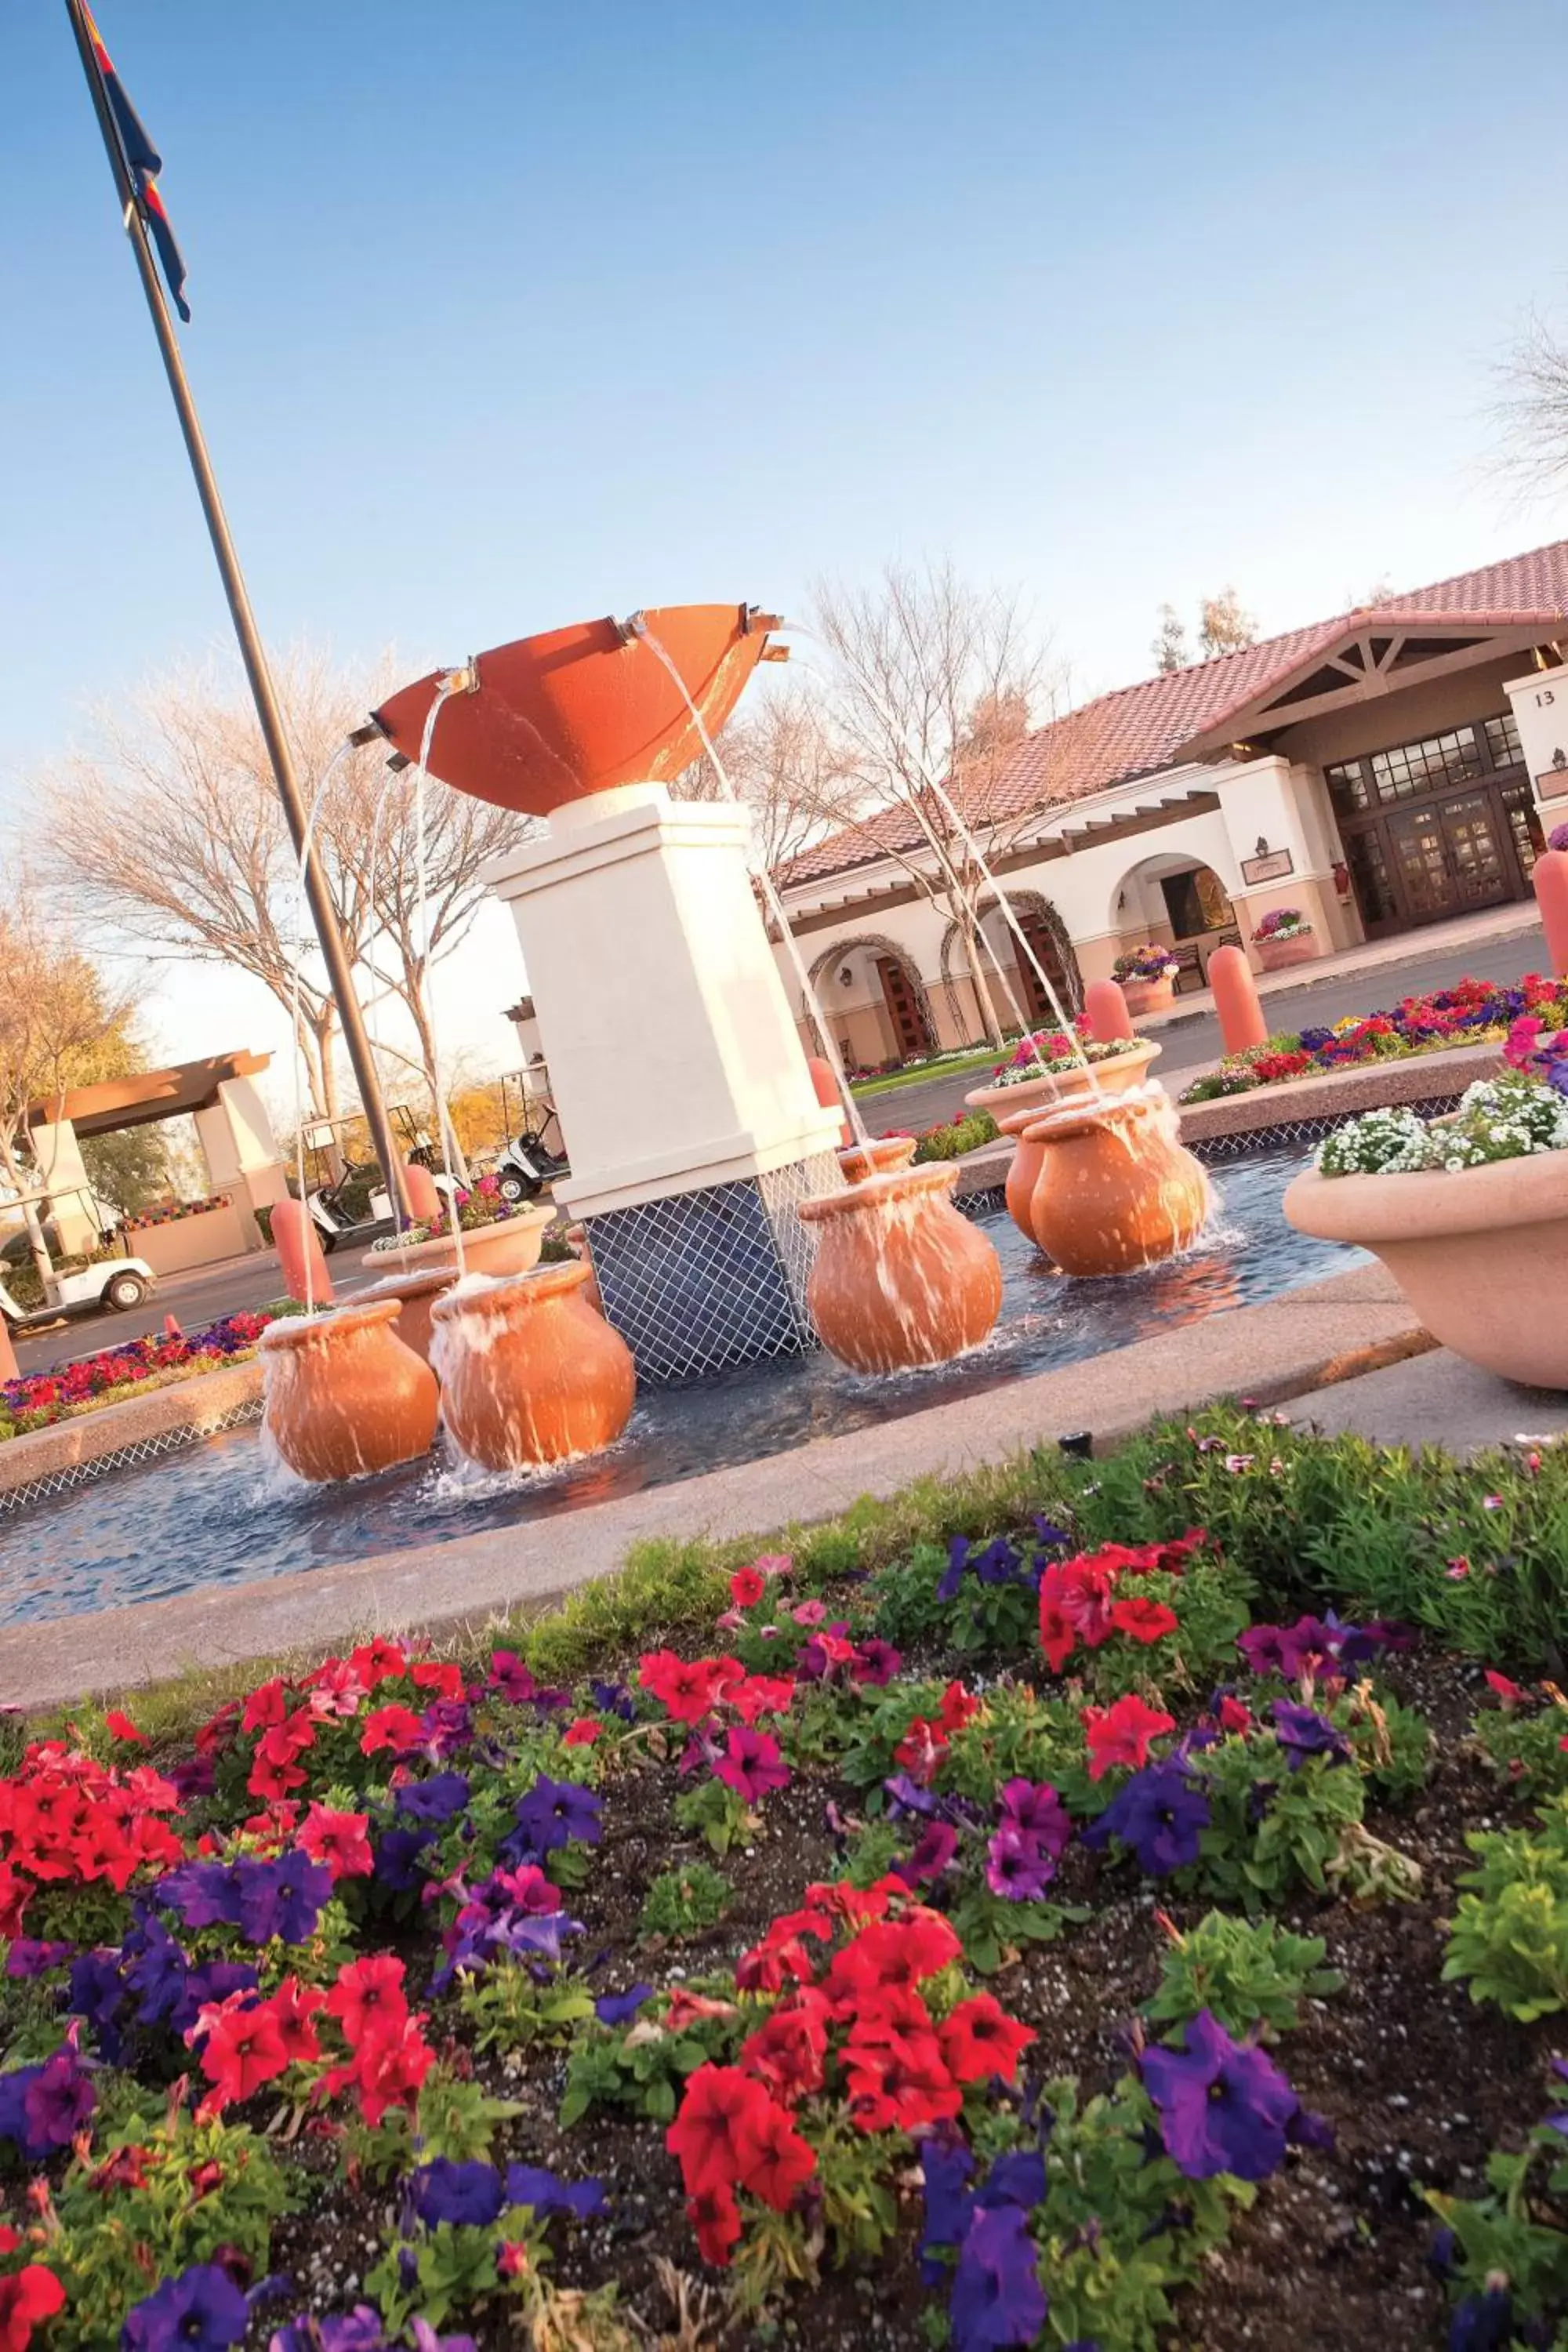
(5, 0, 1567, 1076)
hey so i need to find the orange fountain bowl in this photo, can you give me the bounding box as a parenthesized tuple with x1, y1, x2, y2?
(371, 603, 785, 817)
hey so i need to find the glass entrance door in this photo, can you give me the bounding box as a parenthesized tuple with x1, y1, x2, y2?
(1385, 790, 1512, 924)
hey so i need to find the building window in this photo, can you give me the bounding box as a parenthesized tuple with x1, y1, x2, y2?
(1499, 778, 1545, 876)
(1326, 712, 1522, 819)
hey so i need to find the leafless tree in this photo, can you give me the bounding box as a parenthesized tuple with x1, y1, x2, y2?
(38, 652, 521, 1127)
(670, 679, 860, 873)
(0, 888, 133, 1279)
(1493, 308, 1568, 498)
(807, 560, 1081, 1047)
(1152, 604, 1189, 673)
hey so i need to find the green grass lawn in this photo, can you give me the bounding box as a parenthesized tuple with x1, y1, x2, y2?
(849, 1043, 1002, 1099)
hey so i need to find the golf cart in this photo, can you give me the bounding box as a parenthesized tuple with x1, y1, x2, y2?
(492, 1070, 570, 1203)
(298, 1109, 459, 1251)
(0, 1185, 155, 1332)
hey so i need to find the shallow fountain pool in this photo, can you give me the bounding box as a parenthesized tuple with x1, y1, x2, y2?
(0, 1147, 1362, 1624)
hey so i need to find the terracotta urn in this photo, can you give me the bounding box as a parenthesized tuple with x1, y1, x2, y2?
(797, 1161, 1004, 1374)
(430, 1260, 637, 1470)
(1283, 1152, 1568, 1388)
(1120, 975, 1177, 1019)
(356, 1266, 454, 1367)
(1254, 929, 1320, 974)
(964, 1040, 1160, 1121)
(360, 1203, 554, 1282)
(837, 1135, 919, 1184)
(1024, 1091, 1210, 1277)
(260, 1299, 439, 1483)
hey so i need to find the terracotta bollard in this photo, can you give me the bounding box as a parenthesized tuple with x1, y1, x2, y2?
(1083, 977, 1135, 1044)
(1534, 849, 1568, 980)
(1208, 943, 1269, 1056)
(401, 1160, 442, 1223)
(270, 1198, 334, 1307)
(807, 1055, 853, 1148)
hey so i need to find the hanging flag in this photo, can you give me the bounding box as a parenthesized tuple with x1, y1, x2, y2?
(81, 3, 191, 321)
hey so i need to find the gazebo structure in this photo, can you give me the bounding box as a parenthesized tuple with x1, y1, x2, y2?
(27, 1051, 286, 1267)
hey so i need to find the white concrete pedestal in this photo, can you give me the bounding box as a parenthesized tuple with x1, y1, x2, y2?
(484, 783, 844, 1381)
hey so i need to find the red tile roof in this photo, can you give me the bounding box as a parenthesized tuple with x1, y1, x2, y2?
(778, 538, 1568, 891)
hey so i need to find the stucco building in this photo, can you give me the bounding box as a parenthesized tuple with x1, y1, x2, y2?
(771, 541, 1568, 1070)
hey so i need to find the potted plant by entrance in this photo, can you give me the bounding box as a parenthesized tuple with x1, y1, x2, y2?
(430, 1260, 637, 1470)
(260, 1298, 439, 1483)
(1112, 945, 1181, 1018)
(1023, 1089, 1210, 1277)
(1283, 1028, 1568, 1388)
(964, 1033, 1161, 1120)
(797, 1161, 1003, 1373)
(1251, 908, 1321, 974)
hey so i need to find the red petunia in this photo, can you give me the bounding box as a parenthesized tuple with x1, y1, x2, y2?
(267, 1975, 326, 2066)
(241, 1678, 289, 1734)
(348, 1638, 410, 1689)
(359, 1707, 426, 1758)
(0, 2263, 64, 2350)
(298, 1804, 373, 1880)
(103, 1711, 147, 1745)
(1484, 1668, 1529, 1709)
(893, 1717, 949, 1786)
(842, 2030, 961, 2132)
(411, 1660, 464, 1700)
(325, 1955, 409, 2050)
(1218, 1694, 1253, 1735)
(937, 1680, 979, 1733)
(638, 1651, 743, 1725)
(739, 2097, 817, 2209)
(1082, 1693, 1176, 1781)
(728, 1566, 767, 1610)
(562, 1718, 603, 1747)
(667, 2064, 771, 2199)
(740, 2006, 826, 2104)
(938, 1993, 1036, 2084)
(1109, 1598, 1179, 1645)
(686, 2181, 742, 2267)
(727, 1674, 796, 1725)
(193, 1993, 289, 2110)
(343, 2018, 434, 2127)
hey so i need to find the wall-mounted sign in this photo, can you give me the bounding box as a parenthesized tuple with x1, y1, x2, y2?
(1537, 768, 1568, 803)
(1240, 848, 1294, 885)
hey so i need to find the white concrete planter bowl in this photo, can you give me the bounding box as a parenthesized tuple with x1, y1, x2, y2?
(1283, 1151, 1568, 1388)
(964, 1039, 1160, 1120)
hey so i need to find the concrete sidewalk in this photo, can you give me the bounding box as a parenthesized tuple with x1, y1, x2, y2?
(1285, 1345, 1568, 1454)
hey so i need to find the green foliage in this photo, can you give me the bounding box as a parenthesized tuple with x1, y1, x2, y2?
(1145, 1911, 1343, 2040)
(1427, 2139, 1568, 2342)
(837, 1816, 906, 1888)
(673, 1776, 752, 1854)
(1474, 1698, 1568, 1798)
(1026, 2075, 1250, 2351)
(811, 2114, 904, 2265)
(39, 2103, 297, 2352)
(559, 2000, 742, 2129)
(1157, 1738, 1421, 1911)
(946, 1884, 1087, 1977)
(912, 1110, 997, 1163)
(1443, 1796, 1568, 2020)
(79, 1123, 172, 1218)
(366, 2209, 544, 2332)
(344, 2067, 519, 2183)
(457, 1960, 597, 2054)
(639, 1859, 733, 1942)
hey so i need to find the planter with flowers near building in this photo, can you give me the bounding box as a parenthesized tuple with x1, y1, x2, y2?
(1112, 945, 1181, 1018)
(1250, 909, 1321, 975)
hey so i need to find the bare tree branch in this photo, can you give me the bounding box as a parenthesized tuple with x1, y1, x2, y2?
(1492, 307, 1568, 498)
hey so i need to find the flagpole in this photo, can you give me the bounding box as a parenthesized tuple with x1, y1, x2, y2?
(61, 0, 416, 1227)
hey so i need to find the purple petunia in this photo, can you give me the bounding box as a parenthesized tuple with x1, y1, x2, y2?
(1140, 2008, 1301, 2182)
(122, 2261, 250, 2352)
(996, 1780, 1072, 1860)
(949, 2202, 1047, 2351)
(593, 1984, 652, 2027)
(898, 1821, 960, 1884)
(919, 2138, 976, 2282)
(985, 1824, 1057, 1902)
(504, 2162, 607, 2220)
(411, 2158, 504, 2230)
(238, 1850, 334, 1946)
(850, 1639, 902, 1686)
(1270, 1700, 1352, 1770)
(24, 2048, 95, 2149)
(1082, 1761, 1210, 1877)
(395, 1773, 472, 1824)
(713, 1727, 790, 1805)
(509, 1777, 603, 1857)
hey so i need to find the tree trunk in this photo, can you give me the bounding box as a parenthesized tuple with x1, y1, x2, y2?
(957, 914, 1008, 1047)
(0, 1131, 54, 1289)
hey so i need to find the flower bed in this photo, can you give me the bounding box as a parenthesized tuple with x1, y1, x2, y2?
(6, 1412, 1568, 2347)
(0, 1313, 274, 1443)
(123, 1196, 234, 1232)
(1181, 971, 1568, 1104)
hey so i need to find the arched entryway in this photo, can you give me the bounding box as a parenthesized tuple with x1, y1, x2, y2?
(1109, 855, 1238, 985)
(804, 935, 939, 1070)
(940, 891, 1084, 1031)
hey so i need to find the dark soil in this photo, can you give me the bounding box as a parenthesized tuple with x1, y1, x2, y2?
(220, 1644, 1558, 2351)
